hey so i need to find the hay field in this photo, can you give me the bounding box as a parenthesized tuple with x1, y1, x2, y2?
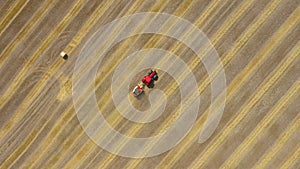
(0, 0, 299, 168)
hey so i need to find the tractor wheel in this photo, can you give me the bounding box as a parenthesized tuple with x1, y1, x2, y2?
(148, 81, 154, 88)
(153, 74, 158, 81)
(147, 70, 152, 75)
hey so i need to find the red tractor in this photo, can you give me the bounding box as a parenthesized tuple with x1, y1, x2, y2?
(132, 69, 158, 97)
(142, 69, 158, 88)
